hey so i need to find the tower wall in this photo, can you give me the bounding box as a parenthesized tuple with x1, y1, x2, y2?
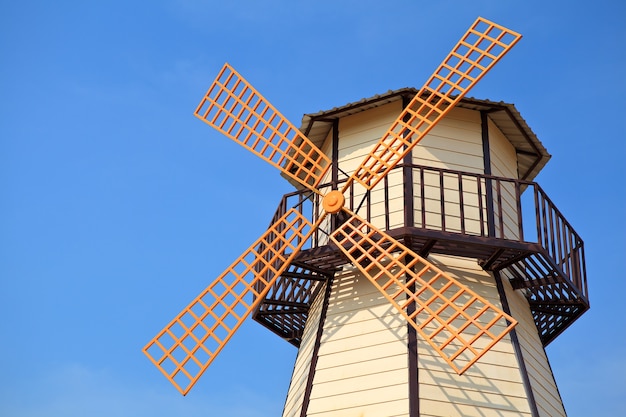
(315, 101, 405, 245)
(282, 281, 329, 417)
(338, 101, 406, 232)
(282, 267, 412, 417)
(413, 107, 484, 174)
(282, 99, 568, 416)
(305, 267, 410, 416)
(487, 116, 567, 416)
(283, 259, 558, 417)
(503, 274, 567, 417)
(412, 107, 486, 236)
(488, 117, 522, 240)
(418, 255, 532, 417)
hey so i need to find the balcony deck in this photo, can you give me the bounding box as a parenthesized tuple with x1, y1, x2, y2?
(253, 164, 589, 347)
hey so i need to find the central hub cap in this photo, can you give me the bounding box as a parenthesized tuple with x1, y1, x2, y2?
(322, 190, 345, 214)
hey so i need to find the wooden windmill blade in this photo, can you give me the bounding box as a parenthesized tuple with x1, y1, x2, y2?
(145, 65, 333, 395)
(330, 16, 521, 372)
(143, 208, 325, 395)
(343, 17, 522, 192)
(194, 63, 331, 193)
(330, 209, 517, 374)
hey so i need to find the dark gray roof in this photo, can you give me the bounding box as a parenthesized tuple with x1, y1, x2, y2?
(298, 88, 550, 182)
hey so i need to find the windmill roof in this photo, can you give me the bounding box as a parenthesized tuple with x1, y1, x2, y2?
(298, 87, 550, 182)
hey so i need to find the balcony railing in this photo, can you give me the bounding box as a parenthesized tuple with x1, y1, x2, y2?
(256, 163, 588, 345)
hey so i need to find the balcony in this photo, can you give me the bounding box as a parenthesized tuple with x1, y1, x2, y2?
(253, 163, 589, 347)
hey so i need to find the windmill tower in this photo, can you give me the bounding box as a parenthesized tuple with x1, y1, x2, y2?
(268, 89, 589, 417)
(143, 18, 589, 417)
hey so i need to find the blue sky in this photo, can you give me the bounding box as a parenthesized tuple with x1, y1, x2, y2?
(1, 1, 625, 416)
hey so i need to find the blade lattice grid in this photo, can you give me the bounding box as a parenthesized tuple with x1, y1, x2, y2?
(143, 209, 314, 395)
(330, 212, 518, 374)
(349, 17, 522, 191)
(194, 63, 330, 191)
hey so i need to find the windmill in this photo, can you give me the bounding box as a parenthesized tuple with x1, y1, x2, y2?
(144, 17, 589, 416)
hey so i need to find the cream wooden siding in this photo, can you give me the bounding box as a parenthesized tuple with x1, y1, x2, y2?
(488, 118, 521, 240)
(337, 101, 405, 232)
(502, 271, 567, 417)
(306, 267, 410, 417)
(284, 102, 559, 416)
(412, 107, 488, 235)
(369, 167, 405, 230)
(412, 107, 484, 173)
(418, 254, 532, 417)
(282, 282, 328, 417)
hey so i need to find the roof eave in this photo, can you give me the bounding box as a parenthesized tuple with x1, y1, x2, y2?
(295, 88, 550, 183)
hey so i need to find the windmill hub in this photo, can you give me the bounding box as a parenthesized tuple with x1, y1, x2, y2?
(322, 190, 345, 214)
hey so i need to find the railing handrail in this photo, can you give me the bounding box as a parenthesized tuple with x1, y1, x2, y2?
(273, 164, 584, 241)
(268, 163, 587, 298)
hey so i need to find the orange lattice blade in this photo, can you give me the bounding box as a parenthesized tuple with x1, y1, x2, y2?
(330, 210, 517, 374)
(194, 63, 331, 192)
(345, 17, 521, 191)
(143, 209, 316, 395)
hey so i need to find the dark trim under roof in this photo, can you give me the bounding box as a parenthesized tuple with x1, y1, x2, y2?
(298, 88, 550, 182)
